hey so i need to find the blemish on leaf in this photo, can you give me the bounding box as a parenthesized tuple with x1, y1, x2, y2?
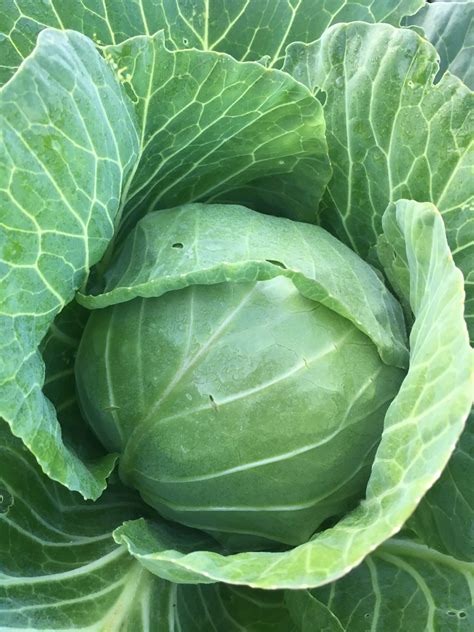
(209, 394, 218, 412)
(0, 489, 14, 514)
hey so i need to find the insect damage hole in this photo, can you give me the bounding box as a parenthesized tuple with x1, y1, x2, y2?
(172, 242, 184, 249)
(265, 259, 287, 269)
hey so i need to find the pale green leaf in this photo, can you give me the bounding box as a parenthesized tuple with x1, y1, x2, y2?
(0, 29, 139, 498)
(111, 200, 472, 588)
(76, 206, 406, 548)
(379, 188, 474, 562)
(283, 22, 474, 340)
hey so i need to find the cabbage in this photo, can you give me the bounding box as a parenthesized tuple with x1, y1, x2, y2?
(0, 2, 472, 628)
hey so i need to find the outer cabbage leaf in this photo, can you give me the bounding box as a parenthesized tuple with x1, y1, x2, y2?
(78, 203, 409, 369)
(405, 1, 474, 89)
(103, 33, 331, 231)
(0, 0, 424, 85)
(0, 29, 139, 498)
(379, 192, 474, 562)
(107, 199, 472, 588)
(284, 22, 474, 341)
(0, 422, 173, 630)
(286, 591, 345, 631)
(288, 538, 474, 631)
(174, 583, 297, 631)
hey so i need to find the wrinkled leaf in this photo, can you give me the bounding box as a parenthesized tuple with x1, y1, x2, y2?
(0, 0, 424, 85)
(284, 22, 474, 341)
(104, 33, 331, 232)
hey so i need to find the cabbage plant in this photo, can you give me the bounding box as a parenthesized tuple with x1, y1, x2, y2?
(0, 1, 473, 630)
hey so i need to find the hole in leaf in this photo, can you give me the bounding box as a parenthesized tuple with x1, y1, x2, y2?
(183, 38, 189, 45)
(265, 259, 287, 269)
(318, 91, 327, 106)
(459, 612, 466, 619)
(172, 242, 184, 249)
(447, 611, 456, 617)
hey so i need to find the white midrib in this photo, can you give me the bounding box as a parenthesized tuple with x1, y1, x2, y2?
(0, 546, 127, 585)
(7, 565, 152, 632)
(93, 564, 149, 632)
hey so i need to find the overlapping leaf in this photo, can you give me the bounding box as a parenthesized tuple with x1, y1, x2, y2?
(2, 410, 471, 629)
(39, 302, 106, 462)
(0, 0, 424, 85)
(0, 29, 139, 498)
(110, 200, 472, 588)
(284, 22, 474, 340)
(1, 314, 297, 630)
(79, 203, 408, 368)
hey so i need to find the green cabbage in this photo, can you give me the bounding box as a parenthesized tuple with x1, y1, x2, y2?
(0, 1, 472, 629)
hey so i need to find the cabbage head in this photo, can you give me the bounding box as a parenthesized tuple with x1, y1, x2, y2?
(76, 207, 406, 550)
